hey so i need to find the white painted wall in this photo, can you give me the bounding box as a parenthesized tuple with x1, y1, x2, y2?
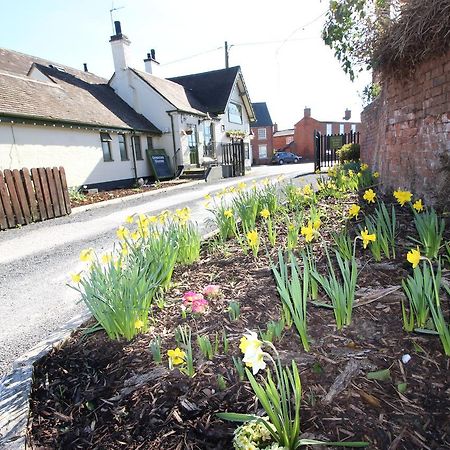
(0, 123, 153, 187)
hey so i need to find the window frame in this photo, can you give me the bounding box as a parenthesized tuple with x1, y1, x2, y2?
(258, 144, 268, 159)
(339, 123, 345, 134)
(118, 133, 129, 161)
(228, 102, 243, 124)
(257, 128, 267, 140)
(286, 136, 294, 144)
(326, 123, 333, 135)
(132, 135, 143, 160)
(100, 132, 113, 162)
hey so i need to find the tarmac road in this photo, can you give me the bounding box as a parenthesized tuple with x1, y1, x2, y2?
(0, 163, 315, 379)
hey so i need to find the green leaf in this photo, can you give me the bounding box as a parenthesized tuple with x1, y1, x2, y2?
(215, 412, 257, 422)
(367, 368, 391, 381)
(397, 382, 407, 393)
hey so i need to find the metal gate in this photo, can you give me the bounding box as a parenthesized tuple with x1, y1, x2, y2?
(314, 130, 360, 172)
(221, 139, 246, 177)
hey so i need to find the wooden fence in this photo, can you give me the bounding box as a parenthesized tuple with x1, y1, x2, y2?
(0, 167, 71, 230)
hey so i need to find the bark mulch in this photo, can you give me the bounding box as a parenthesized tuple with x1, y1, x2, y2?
(29, 193, 450, 450)
(70, 180, 192, 208)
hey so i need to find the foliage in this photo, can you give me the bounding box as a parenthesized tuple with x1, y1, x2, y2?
(68, 186, 87, 202)
(412, 209, 445, 259)
(336, 143, 360, 163)
(272, 250, 310, 351)
(311, 247, 358, 330)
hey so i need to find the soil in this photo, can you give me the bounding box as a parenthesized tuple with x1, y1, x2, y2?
(29, 192, 450, 450)
(70, 180, 192, 208)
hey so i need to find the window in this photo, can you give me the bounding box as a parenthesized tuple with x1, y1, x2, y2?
(100, 133, 113, 162)
(351, 124, 357, 133)
(228, 102, 243, 124)
(257, 128, 267, 140)
(326, 123, 332, 135)
(258, 144, 267, 158)
(286, 136, 294, 144)
(339, 123, 345, 134)
(118, 133, 129, 161)
(132, 136, 143, 160)
(147, 136, 154, 151)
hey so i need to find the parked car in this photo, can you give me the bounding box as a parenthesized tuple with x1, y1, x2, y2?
(271, 151, 302, 165)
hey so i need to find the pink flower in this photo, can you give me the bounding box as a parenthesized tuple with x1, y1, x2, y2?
(203, 284, 221, 298)
(182, 291, 201, 305)
(191, 297, 209, 314)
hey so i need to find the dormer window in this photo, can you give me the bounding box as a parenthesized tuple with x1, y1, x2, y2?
(228, 102, 242, 124)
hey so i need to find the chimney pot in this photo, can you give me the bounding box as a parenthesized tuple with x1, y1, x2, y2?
(150, 49, 156, 60)
(304, 107, 311, 118)
(147, 53, 151, 59)
(114, 21, 122, 36)
(83, 63, 88, 72)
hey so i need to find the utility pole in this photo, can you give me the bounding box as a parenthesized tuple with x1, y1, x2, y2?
(225, 41, 229, 68)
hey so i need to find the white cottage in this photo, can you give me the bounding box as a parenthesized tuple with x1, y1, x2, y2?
(0, 21, 255, 188)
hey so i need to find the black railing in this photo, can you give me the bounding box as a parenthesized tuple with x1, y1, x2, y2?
(203, 141, 217, 159)
(314, 131, 360, 171)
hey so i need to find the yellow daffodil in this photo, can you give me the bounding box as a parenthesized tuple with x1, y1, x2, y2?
(204, 194, 212, 201)
(121, 245, 129, 257)
(360, 228, 376, 249)
(303, 184, 313, 196)
(101, 253, 112, 264)
(413, 199, 424, 213)
(175, 207, 190, 222)
(203, 201, 211, 209)
(373, 171, 380, 178)
(407, 247, 421, 268)
(116, 226, 129, 240)
(240, 331, 265, 375)
(237, 182, 247, 190)
(361, 163, 368, 171)
(148, 215, 157, 223)
(262, 178, 270, 186)
(70, 272, 82, 283)
(301, 224, 315, 242)
(224, 209, 233, 219)
(125, 215, 134, 224)
(260, 208, 270, 219)
(167, 347, 186, 365)
(348, 169, 355, 177)
(131, 231, 140, 241)
(313, 219, 321, 230)
(288, 223, 295, 231)
(79, 248, 94, 262)
(363, 189, 376, 204)
(393, 190, 412, 206)
(348, 204, 361, 219)
(246, 229, 259, 247)
(134, 319, 144, 329)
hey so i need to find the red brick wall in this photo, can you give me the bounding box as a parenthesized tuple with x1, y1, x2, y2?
(273, 134, 295, 153)
(251, 126, 274, 165)
(361, 50, 450, 208)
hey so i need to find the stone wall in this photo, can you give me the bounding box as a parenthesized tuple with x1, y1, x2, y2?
(361, 50, 450, 209)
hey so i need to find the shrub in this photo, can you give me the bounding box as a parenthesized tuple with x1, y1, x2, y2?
(337, 143, 360, 163)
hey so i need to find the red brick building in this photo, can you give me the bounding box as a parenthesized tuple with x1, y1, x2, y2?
(274, 108, 361, 161)
(250, 102, 275, 165)
(272, 127, 295, 153)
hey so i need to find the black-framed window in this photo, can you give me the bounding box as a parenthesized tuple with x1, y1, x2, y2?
(132, 136, 143, 160)
(118, 133, 129, 161)
(100, 133, 113, 162)
(228, 102, 243, 124)
(147, 136, 154, 151)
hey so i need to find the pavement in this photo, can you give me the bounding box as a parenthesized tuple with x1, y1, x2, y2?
(0, 163, 316, 379)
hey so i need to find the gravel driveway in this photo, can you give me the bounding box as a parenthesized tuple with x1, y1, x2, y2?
(0, 163, 316, 379)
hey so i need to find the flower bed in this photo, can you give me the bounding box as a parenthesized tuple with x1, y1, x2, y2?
(29, 170, 449, 449)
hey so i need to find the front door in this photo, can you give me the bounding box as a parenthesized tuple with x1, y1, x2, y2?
(188, 125, 199, 166)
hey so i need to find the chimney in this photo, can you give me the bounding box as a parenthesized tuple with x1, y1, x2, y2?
(144, 49, 160, 75)
(109, 21, 132, 73)
(83, 63, 88, 72)
(343, 109, 352, 120)
(273, 123, 278, 132)
(304, 107, 311, 118)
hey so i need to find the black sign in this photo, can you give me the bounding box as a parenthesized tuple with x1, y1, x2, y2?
(148, 153, 173, 180)
(329, 135, 344, 150)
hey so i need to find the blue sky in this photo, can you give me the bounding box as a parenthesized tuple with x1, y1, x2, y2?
(0, 0, 370, 128)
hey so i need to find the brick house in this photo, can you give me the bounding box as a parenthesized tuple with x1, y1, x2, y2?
(250, 102, 274, 165)
(272, 128, 295, 154)
(293, 108, 361, 160)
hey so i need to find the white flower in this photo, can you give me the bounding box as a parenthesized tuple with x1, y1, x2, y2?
(243, 346, 267, 375)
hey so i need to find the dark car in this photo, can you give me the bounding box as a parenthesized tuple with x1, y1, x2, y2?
(271, 151, 302, 165)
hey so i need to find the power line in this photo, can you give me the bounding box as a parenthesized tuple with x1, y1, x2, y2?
(161, 46, 223, 66)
